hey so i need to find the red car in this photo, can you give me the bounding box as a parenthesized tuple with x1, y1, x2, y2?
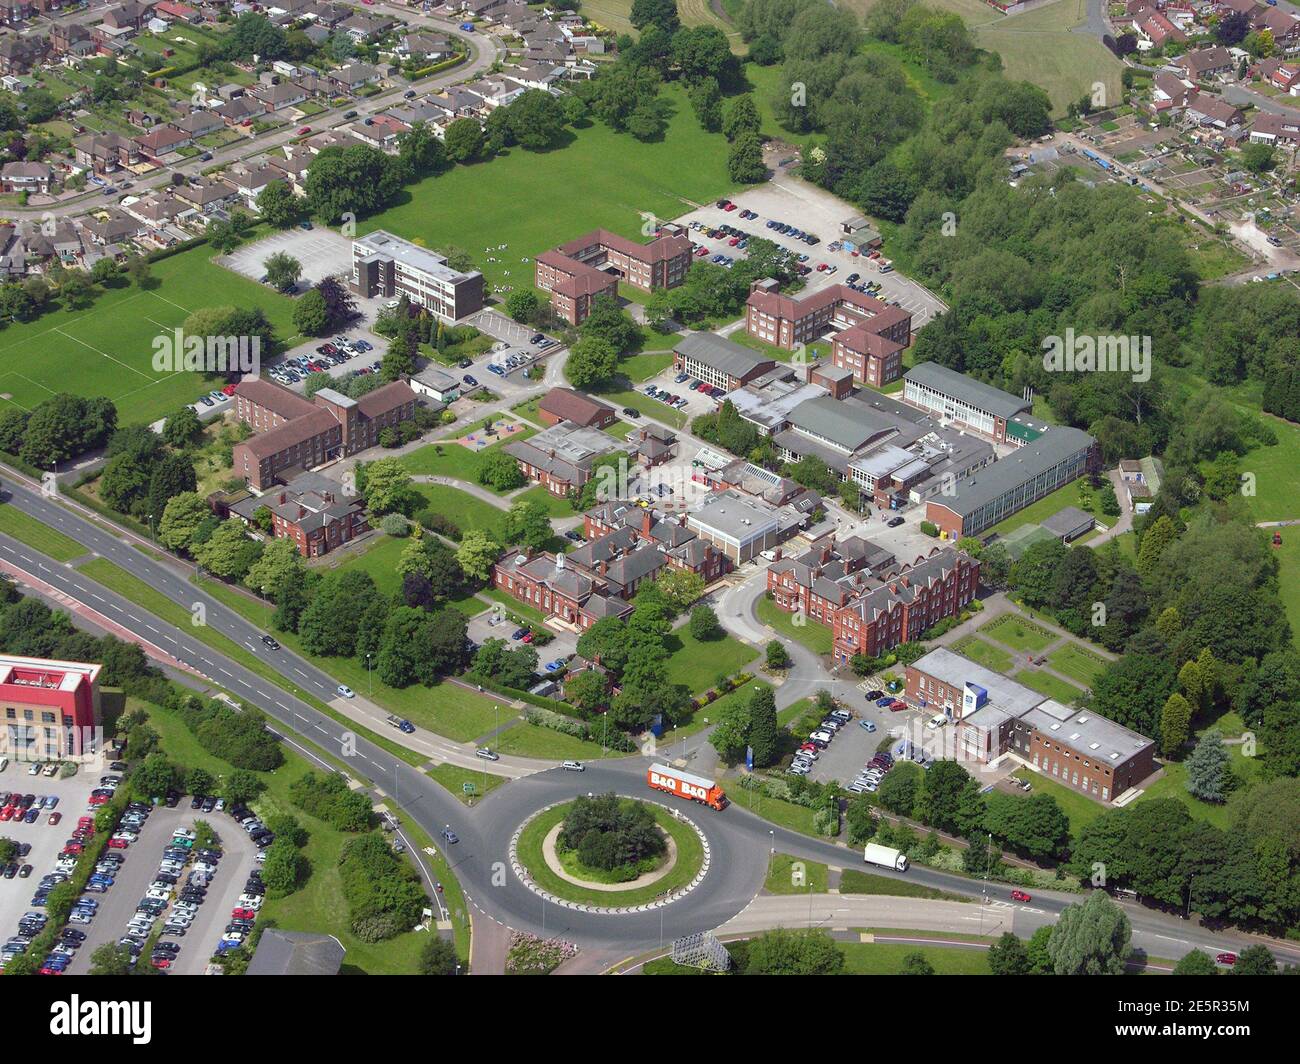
(231, 907, 257, 920)
(723, 203, 737, 211)
(107, 838, 129, 849)
(889, 700, 907, 711)
(296, 126, 312, 135)
(78, 816, 94, 825)
(150, 957, 171, 970)
(522, 632, 534, 644)
(1216, 952, 1237, 966)
(87, 794, 108, 805)
(47, 812, 61, 826)
(0, 807, 13, 822)
(39, 967, 63, 976)
(221, 383, 238, 396)
(1010, 889, 1032, 903)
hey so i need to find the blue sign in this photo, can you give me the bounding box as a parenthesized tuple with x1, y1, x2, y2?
(746, 746, 754, 771)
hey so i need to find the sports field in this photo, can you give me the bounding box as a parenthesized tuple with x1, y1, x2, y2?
(0, 247, 297, 426)
(581, 0, 744, 50)
(361, 85, 738, 295)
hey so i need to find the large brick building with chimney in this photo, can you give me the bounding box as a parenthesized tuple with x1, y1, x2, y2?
(535, 227, 692, 324)
(231, 378, 418, 490)
(767, 541, 979, 665)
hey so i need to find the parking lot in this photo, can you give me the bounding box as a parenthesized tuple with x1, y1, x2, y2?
(466, 609, 580, 688)
(0, 759, 103, 950)
(673, 178, 947, 329)
(219, 228, 355, 293)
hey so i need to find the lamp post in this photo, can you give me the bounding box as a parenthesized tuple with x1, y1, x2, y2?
(366, 653, 373, 697)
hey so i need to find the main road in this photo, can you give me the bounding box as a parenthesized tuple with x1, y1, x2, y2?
(3, 466, 1298, 967)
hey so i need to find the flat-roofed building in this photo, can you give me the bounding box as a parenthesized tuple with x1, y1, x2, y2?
(0, 655, 102, 759)
(672, 332, 775, 392)
(901, 362, 1031, 443)
(350, 230, 484, 322)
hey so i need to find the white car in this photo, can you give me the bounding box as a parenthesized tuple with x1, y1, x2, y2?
(111, 832, 138, 842)
(560, 761, 586, 772)
(237, 894, 263, 909)
(172, 829, 197, 841)
(925, 714, 949, 730)
(337, 685, 355, 699)
(759, 549, 778, 562)
(810, 730, 833, 744)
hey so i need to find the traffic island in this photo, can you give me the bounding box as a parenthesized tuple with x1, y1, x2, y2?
(511, 798, 709, 912)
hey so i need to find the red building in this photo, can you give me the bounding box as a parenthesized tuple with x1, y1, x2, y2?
(535, 227, 692, 324)
(536, 387, 616, 429)
(0, 655, 102, 759)
(744, 279, 913, 387)
(767, 543, 978, 665)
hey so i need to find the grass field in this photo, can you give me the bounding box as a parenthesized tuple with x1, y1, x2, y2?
(1010, 768, 1105, 835)
(986, 478, 1099, 538)
(0, 248, 297, 425)
(765, 853, 829, 894)
(756, 595, 834, 655)
(398, 426, 536, 484)
(838, 869, 968, 901)
(137, 697, 463, 973)
(1013, 667, 1085, 704)
(664, 628, 759, 694)
(515, 483, 578, 518)
(949, 635, 1014, 674)
(1047, 642, 1109, 687)
(839, 939, 990, 974)
(428, 762, 508, 803)
(592, 384, 690, 429)
(980, 614, 1056, 653)
(362, 84, 739, 297)
(0, 504, 87, 561)
(659, 679, 773, 745)
(580, 0, 744, 50)
(413, 483, 509, 541)
(726, 777, 820, 835)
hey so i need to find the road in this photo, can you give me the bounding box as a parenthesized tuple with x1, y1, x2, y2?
(5, 467, 1300, 966)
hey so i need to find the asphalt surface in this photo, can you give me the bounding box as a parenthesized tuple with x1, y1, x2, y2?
(4, 467, 1300, 963)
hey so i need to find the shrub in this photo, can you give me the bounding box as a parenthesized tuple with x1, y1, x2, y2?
(379, 512, 410, 537)
(338, 833, 426, 942)
(288, 771, 373, 832)
(920, 520, 939, 537)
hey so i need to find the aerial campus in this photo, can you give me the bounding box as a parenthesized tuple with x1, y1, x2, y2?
(0, 0, 1295, 987)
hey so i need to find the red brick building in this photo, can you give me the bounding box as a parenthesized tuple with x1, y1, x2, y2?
(744, 279, 913, 387)
(535, 227, 692, 324)
(0, 655, 102, 759)
(536, 387, 616, 429)
(231, 473, 369, 558)
(231, 378, 419, 490)
(767, 543, 978, 665)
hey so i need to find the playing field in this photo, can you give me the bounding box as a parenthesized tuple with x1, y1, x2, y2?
(361, 84, 737, 295)
(0, 247, 297, 426)
(581, 0, 744, 50)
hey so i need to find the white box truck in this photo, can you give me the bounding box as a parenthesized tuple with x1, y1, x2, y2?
(864, 843, 908, 872)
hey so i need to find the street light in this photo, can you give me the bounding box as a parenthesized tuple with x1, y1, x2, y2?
(366, 653, 373, 697)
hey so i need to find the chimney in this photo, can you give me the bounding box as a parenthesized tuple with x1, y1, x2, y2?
(555, 553, 565, 572)
(641, 508, 653, 539)
(598, 560, 607, 576)
(774, 547, 782, 561)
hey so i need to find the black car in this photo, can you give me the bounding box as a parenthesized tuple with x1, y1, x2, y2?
(886, 516, 904, 528)
(530, 333, 545, 345)
(864, 689, 884, 700)
(564, 530, 583, 543)
(18, 865, 32, 878)
(110, 762, 128, 772)
(202, 797, 216, 813)
(61, 930, 85, 942)
(164, 792, 180, 808)
(154, 942, 181, 954)
(261, 635, 281, 650)
(621, 407, 642, 419)
(3, 864, 17, 879)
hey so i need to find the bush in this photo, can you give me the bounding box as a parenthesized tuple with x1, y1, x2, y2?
(288, 771, 373, 832)
(417, 509, 462, 541)
(920, 520, 939, 537)
(338, 833, 426, 943)
(379, 513, 410, 537)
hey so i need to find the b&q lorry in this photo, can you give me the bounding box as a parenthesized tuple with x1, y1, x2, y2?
(647, 763, 728, 810)
(863, 843, 908, 872)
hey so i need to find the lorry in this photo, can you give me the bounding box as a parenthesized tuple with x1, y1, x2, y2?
(863, 843, 909, 872)
(647, 763, 728, 810)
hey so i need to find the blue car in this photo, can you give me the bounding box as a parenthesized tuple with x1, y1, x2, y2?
(876, 696, 894, 708)
(398, 719, 415, 734)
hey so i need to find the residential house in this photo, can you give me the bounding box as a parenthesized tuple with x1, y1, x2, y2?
(0, 32, 46, 74)
(0, 161, 51, 195)
(72, 132, 140, 174)
(1179, 45, 1233, 80)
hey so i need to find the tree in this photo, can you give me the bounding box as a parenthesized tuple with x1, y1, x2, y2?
(505, 290, 540, 323)
(1185, 730, 1231, 802)
(631, 0, 680, 32)
(361, 457, 418, 515)
(1136, 514, 1177, 580)
(397, 121, 447, 179)
(159, 491, 209, 551)
(1240, 141, 1275, 175)
(503, 500, 552, 551)
(988, 932, 1031, 975)
(126, 255, 154, 289)
(1045, 892, 1132, 975)
(1232, 944, 1277, 975)
(419, 936, 459, 975)
(293, 287, 329, 336)
(477, 448, 526, 491)
(245, 538, 306, 600)
(89, 942, 135, 975)
(1159, 692, 1193, 756)
(565, 335, 619, 389)
(723, 94, 761, 142)
(744, 928, 845, 975)
(709, 683, 752, 764)
(264, 251, 302, 292)
(656, 569, 704, 614)
(1172, 949, 1217, 975)
(99, 452, 152, 516)
(444, 117, 484, 162)
(456, 529, 499, 582)
(765, 639, 791, 670)
(256, 179, 300, 228)
(688, 75, 723, 132)
(688, 603, 721, 641)
(194, 520, 261, 581)
(162, 406, 202, 448)
(504, 89, 566, 150)
(899, 951, 934, 975)
(728, 131, 767, 183)
(747, 686, 780, 767)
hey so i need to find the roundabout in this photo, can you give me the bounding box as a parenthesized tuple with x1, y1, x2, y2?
(510, 797, 709, 912)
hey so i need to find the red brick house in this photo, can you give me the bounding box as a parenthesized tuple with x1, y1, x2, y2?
(536, 387, 616, 429)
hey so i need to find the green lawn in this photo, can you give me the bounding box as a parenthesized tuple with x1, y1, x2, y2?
(620, 350, 674, 382)
(838, 869, 968, 901)
(756, 595, 834, 655)
(664, 628, 758, 694)
(412, 483, 509, 541)
(985, 479, 1098, 539)
(493, 721, 615, 759)
(0, 247, 297, 425)
(135, 697, 465, 973)
(0, 504, 87, 561)
(1047, 643, 1110, 687)
(980, 614, 1056, 653)
(765, 853, 829, 894)
(479, 586, 549, 626)
(1240, 416, 1300, 523)
(428, 762, 508, 803)
(399, 425, 536, 485)
(592, 385, 689, 429)
(949, 635, 1014, 674)
(1013, 668, 1085, 705)
(839, 940, 990, 975)
(515, 483, 578, 519)
(727, 779, 820, 836)
(659, 679, 773, 746)
(604, 419, 636, 441)
(1135, 745, 1263, 830)
(362, 83, 739, 297)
